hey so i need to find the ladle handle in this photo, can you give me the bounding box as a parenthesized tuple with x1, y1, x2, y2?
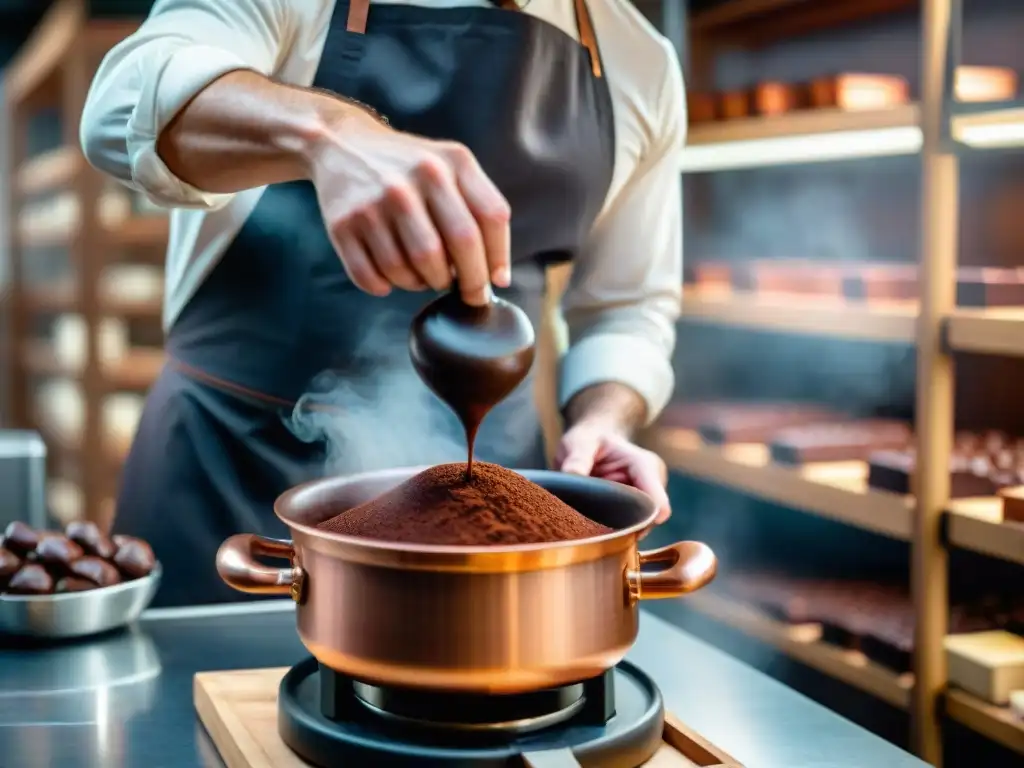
(627, 541, 718, 601)
(216, 534, 305, 602)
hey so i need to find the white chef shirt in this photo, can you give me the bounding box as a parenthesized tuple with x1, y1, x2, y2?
(79, 0, 685, 425)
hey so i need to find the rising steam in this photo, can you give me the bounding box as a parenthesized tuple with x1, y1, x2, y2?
(284, 310, 543, 475)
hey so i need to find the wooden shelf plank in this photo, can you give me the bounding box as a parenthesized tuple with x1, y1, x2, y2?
(646, 427, 913, 539)
(23, 343, 65, 377)
(25, 282, 162, 317)
(690, 0, 916, 43)
(946, 498, 1024, 567)
(20, 212, 169, 250)
(946, 689, 1024, 756)
(952, 107, 1024, 150)
(947, 308, 1024, 357)
(683, 591, 913, 710)
(23, 342, 164, 391)
(691, 0, 809, 31)
(112, 216, 170, 248)
(105, 350, 165, 390)
(651, 428, 1024, 565)
(17, 147, 80, 197)
(681, 106, 921, 173)
(37, 423, 129, 472)
(680, 289, 918, 343)
(4, 0, 84, 103)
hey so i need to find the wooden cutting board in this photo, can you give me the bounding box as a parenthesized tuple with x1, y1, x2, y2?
(194, 667, 743, 768)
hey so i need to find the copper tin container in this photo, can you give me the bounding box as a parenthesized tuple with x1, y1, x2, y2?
(693, 261, 732, 292)
(687, 91, 718, 124)
(753, 81, 805, 117)
(216, 467, 717, 694)
(718, 90, 752, 120)
(808, 74, 910, 111)
(753, 260, 818, 295)
(955, 66, 1017, 103)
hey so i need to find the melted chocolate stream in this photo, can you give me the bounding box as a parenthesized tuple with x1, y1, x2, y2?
(409, 290, 536, 479)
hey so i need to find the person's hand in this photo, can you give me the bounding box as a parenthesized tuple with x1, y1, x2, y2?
(306, 107, 511, 307)
(555, 423, 671, 524)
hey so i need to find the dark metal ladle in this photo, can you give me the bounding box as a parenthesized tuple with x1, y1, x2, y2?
(409, 288, 536, 478)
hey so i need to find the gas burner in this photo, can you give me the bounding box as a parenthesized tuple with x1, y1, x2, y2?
(278, 657, 665, 767)
(351, 678, 587, 734)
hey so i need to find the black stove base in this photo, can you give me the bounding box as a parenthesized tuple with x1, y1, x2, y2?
(278, 657, 665, 768)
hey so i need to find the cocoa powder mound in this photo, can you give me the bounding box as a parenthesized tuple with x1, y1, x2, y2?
(317, 462, 612, 545)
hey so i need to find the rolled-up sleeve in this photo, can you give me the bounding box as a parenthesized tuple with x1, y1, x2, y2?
(558, 40, 686, 425)
(79, 0, 292, 210)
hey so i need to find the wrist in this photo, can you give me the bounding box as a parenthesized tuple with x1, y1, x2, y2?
(563, 382, 647, 440)
(292, 93, 388, 180)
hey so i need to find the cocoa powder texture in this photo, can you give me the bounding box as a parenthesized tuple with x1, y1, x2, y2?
(317, 462, 612, 545)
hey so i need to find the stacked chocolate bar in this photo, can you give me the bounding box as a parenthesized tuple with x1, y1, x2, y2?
(723, 572, 1014, 673)
(655, 401, 745, 431)
(696, 406, 843, 445)
(841, 264, 919, 302)
(657, 401, 844, 441)
(867, 431, 1024, 498)
(841, 265, 1024, 307)
(769, 420, 912, 465)
(687, 260, 1024, 309)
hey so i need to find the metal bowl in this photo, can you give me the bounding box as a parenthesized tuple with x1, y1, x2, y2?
(0, 563, 161, 639)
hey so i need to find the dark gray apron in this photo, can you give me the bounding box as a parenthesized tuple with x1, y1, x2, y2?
(114, 0, 616, 607)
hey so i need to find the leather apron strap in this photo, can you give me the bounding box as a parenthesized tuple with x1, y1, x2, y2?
(346, 0, 603, 77)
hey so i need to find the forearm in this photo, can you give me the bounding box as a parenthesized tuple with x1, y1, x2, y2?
(563, 382, 648, 439)
(156, 70, 371, 194)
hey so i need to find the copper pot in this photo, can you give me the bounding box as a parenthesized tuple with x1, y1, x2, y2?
(216, 467, 716, 694)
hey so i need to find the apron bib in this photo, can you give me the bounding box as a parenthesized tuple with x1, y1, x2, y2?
(115, 0, 616, 607)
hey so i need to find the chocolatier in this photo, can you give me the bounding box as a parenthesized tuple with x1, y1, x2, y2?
(79, 0, 685, 610)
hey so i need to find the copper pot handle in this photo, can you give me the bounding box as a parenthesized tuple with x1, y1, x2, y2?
(627, 541, 717, 601)
(216, 534, 304, 599)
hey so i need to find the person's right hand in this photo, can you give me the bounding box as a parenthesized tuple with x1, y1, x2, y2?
(307, 106, 511, 306)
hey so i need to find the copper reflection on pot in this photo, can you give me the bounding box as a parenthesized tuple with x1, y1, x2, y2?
(215, 467, 717, 694)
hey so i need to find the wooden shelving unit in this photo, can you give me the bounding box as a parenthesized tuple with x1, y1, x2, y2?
(650, 427, 1024, 565)
(681, 591, 1024, 755)
(689, 0, 917, 53)
(952, 106, 1024, 150)
(680, 289, 918, 342)
(946, 308, 1024, 357)
(945, 498, 1024, 567)
(682, 105, 922, 173)
(666, 1, 1024, 764)
(945, 689, 1024, 755)
(3, 0, 166, 528)
(646, 427, 914, 539)
(683, 591, 914, 710)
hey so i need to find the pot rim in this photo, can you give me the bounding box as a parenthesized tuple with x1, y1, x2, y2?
(275, 465, 658, 557)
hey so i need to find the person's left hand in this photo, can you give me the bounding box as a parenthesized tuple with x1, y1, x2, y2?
(555, 423, 671, 524)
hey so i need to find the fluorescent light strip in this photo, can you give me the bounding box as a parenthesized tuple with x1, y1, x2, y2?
(680, 126, 923, 173)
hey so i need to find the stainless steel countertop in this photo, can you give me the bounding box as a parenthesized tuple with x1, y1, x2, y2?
(0, 600, 928, 768)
